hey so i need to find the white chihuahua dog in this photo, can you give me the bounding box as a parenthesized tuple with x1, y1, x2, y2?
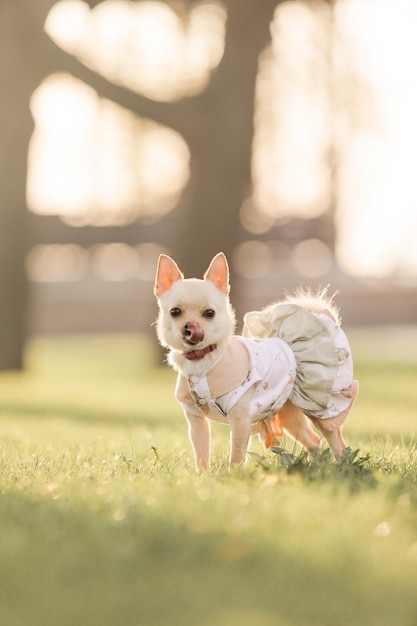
(154, 252, 358, 470)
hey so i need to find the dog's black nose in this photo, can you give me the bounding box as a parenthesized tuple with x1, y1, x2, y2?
(183, 322, 205, 345)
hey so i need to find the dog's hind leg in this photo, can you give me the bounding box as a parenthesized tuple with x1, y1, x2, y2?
(277, 401, 321, 454)
(309, 380, 359, 460)
(309, 419, 346, 459)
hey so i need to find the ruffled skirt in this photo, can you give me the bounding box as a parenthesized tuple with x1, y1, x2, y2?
(242, 303, 354, 421)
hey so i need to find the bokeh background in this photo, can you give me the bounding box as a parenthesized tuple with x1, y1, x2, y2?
(1, 0, 417, 369)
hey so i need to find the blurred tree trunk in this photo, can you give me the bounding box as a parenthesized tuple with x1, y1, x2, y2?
(0, 0, 83, 369)
(170, 1, 278, 268)
(170, 0, 278, 320)
(0, 2, 47, 369)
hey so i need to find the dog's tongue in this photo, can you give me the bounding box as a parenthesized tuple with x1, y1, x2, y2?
(184, 322, 205, 345)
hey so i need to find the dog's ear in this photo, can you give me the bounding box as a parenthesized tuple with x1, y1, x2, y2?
(154, 254, 184, 297)
(204, 252, 230, 294)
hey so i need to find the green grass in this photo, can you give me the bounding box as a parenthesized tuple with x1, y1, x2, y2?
(1, 331, 417, 626)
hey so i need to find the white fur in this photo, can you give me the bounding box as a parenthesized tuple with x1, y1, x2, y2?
(282, 285, 341, 326)
(156, 277, 235, 379)
(154, 254, 357, 470)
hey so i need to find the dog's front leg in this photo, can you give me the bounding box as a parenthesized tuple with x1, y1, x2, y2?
(228, 406, 252, 465)
(185, 412, 211, 471)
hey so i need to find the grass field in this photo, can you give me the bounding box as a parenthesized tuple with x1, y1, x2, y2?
(0, 330, 417, 626)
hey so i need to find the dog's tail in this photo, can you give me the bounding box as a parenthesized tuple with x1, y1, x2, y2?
(283, 285, 341, 325)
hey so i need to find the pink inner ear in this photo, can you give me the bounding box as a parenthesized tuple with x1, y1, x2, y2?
(155, 255, 183, 296)
(204, 253, 229, 294)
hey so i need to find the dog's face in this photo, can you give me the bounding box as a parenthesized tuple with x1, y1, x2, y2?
(154, 253, 236, 354)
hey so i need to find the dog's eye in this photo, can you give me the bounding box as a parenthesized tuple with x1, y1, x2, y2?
(202, 309, 215, 319)
(170, 307, 182, 318)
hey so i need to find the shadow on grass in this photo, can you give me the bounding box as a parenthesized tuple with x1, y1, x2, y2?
(0, 490, 416, 626)
(0, 402, 178, 430)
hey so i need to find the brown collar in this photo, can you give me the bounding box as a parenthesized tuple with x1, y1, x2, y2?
(182, 344, 217, 361)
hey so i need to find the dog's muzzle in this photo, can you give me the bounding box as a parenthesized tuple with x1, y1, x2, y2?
(182, 321, 205, 345)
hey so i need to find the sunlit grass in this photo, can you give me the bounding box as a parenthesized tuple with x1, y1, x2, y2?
(0, 331, 416, 626)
